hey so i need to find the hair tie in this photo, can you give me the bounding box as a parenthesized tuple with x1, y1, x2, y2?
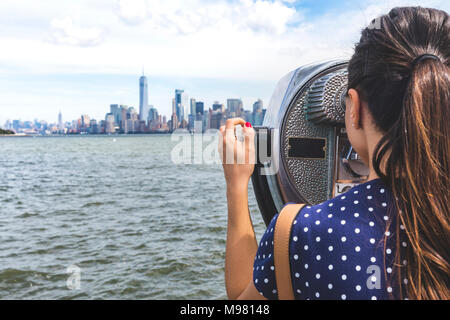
(411, 54, 440, 67)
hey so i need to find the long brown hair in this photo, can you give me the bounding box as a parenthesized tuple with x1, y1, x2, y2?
(347, 6, 449, 299)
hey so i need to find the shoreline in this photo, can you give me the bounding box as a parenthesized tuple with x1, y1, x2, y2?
(0, 134, 32, 137)
(0, 131, 220, 137)
(0, 132, 178, 138)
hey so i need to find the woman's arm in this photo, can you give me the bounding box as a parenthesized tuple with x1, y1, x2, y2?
(219, 118, 265, 300)
(225, 181, 258, 299)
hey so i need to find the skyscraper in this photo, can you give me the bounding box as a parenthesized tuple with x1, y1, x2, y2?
(110, 104, 120, 125)
(148, 106, 158, 122)
(58, 110, 63, 133)
(139, 73, 149, 121)
(105, 114, 115, 134)
(212, 102, 224, 112)
(175, 89, 188, 124)
(81, 115, 90, 127)
(195, 101, 204, 115)
(190, 98, 196, 116)
(120, 105, 129, 132)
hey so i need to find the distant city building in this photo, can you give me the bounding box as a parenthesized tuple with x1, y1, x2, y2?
(148, 107, 158, 122)
(243, 110, 253, 123)
(174, 89, 188, 124)
(210, 110, 224, 130)
(58, 111, 63, 133)
(120, 105, 128, 132)
(212, 101, 224, 112)
(171, 112, 179, 131)
(110, 104, 120, 125)
(99, 120, 105, 133)
(172, 98, 176, 115)
(188, 114, 195, 131)
(105, 113, 115, 133)
(139, 73, 149, 121)
(253, 99, 264, 126)
(81, 115, 90, 127)
(253, 99, 263, 113)
(188, 98, 196, 130)
(190, 98, 196, 116)
(227, 99, 243, 117)
(12, 120, 20, 131)
(89, 119, 99, 134)
(124, 107, 139, 132)
(196, 101, 204, 115)
(202, 112, 209, 132)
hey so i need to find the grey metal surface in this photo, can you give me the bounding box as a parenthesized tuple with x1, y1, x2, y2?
(282, 89, 332, 204)
(305, 70, 348, 125)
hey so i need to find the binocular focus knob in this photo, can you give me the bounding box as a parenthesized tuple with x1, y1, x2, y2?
(304, 70, 348, 125)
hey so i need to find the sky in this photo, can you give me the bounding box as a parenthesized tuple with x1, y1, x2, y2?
(0, 0, 448, 125)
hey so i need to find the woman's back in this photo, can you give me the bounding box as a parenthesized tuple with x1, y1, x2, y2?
(253, 178, 409, 300)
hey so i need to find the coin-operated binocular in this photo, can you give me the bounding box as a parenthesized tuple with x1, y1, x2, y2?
(251, 60, 369, 226)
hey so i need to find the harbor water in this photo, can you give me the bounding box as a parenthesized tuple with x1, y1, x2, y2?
(0, 135, 266, 299)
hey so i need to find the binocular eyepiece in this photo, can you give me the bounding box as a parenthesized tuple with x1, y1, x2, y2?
(251, 59, 369, 226)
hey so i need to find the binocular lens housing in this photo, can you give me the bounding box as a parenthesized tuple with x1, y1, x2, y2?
(251, 60, 369, 226)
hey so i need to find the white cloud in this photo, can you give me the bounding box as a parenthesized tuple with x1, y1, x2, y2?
(1, 0, 448, 80)
(49, 16, 106, 47)
(237, 0, 297, 34)
(115, 0, 297, 35)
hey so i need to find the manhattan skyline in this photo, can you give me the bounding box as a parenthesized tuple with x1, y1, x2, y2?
(3, 70, 267, 135)
(1, 73, 266, 129)
(0, 72, 273, 125)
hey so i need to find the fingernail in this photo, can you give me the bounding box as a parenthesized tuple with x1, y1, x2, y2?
(245, 122, 252, 128)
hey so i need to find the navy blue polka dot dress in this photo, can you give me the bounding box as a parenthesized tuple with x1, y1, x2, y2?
(253, 178, 409, 300)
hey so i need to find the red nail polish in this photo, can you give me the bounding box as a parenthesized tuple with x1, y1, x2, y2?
(245, 122, 252, 128)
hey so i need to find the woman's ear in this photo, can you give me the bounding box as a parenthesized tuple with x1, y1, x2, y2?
(347, 88, 361, 129)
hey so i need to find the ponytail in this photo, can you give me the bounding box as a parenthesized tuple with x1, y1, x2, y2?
(348, 6, 450, 299)
(374, 56, 450, 299)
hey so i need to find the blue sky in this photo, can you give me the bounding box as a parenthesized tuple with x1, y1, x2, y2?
(0, 0, 448, 125)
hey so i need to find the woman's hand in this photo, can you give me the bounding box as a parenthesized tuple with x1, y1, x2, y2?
(219, 118, 256, 188)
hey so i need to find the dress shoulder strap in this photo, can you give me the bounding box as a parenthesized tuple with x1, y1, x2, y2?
(274, 203, 305, 300)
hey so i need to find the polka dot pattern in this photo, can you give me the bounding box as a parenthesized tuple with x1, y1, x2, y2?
(253, 179, 408, 300)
